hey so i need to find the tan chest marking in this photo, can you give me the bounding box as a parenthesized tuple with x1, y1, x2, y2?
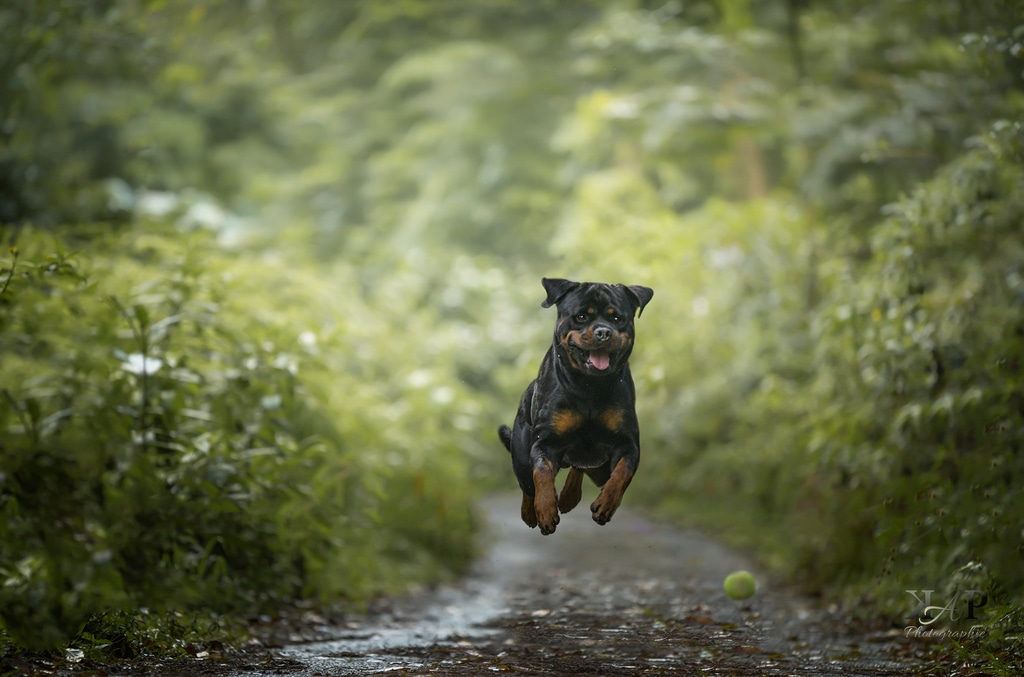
(598, 408, 625, 433)
(551, 408, 625, 435)
(551, 409, 585, 435)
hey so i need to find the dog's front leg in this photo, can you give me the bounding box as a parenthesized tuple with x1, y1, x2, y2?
(531, 455, 560, 535)
(591, 456, 636, 525)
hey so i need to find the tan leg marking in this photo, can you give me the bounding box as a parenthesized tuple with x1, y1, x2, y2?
(533, 460, 560, 535)
(590, 458, 634, 525)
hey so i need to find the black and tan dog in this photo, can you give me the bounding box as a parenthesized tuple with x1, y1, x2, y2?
(498, 277, 653, 535)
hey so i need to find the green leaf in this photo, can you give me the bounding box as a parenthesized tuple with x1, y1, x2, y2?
(132, 304, 149, 330)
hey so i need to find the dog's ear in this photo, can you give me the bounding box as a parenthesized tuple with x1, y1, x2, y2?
(625, 285, 654, 317)
(541, 278, 579, 309)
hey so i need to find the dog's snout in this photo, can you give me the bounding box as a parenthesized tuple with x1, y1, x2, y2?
(594, 326, 612, 342)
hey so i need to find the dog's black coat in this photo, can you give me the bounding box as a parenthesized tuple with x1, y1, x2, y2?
(498, 277, 653, 534)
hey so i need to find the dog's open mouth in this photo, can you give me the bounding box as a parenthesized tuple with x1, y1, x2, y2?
(587, 350, 611, 371)
(563, 337, 619, 374)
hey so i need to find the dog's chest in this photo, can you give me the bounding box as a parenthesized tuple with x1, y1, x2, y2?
(548, 406, 627, 468)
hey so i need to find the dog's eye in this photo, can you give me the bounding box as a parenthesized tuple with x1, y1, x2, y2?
(611, 315, 622, 323)
(574, 313, 588, 323)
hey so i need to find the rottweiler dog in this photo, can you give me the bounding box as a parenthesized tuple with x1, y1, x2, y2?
(498, 277, 654, 535)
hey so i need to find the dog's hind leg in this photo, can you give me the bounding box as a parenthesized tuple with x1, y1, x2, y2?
(521, 492, 538, 528)
(558, 467, 584, 513)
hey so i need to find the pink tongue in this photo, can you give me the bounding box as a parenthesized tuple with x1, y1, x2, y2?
(589, 350, 610, 370)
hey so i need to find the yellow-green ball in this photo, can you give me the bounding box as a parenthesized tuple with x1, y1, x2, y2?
(724, 571, 757, 600)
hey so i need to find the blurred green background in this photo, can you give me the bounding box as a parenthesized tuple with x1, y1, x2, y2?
(2, 0, 1023, 655)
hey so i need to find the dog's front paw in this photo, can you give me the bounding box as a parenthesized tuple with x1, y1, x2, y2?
(535, 491, 560, 535)
(590, 494, 620, 525)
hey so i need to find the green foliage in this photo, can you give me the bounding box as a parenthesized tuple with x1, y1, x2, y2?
(0, 227, 476, 649)
(808, 125, 1024, 603)
(925, 604, 1024, 676)
(3, 0, 1024, 664)
(0, 1, 286, 226)
(63, 609, 243, 663)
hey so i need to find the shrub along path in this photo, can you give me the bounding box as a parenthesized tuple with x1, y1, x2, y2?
(256, 493, 931, 676)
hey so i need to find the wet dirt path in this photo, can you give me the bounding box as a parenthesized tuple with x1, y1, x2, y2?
(272, 494, 930, 676)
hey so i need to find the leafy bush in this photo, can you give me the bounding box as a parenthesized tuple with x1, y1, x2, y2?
(0, 225, 476, 649)
(803, 125, 1024, 604)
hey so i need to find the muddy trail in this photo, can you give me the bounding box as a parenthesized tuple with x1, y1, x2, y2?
(248, 493, 932, 676)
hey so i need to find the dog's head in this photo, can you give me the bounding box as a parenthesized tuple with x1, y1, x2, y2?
(541, 277, 653, 376)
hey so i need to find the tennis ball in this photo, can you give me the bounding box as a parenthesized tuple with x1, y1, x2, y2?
(723, 571, 757, 600)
